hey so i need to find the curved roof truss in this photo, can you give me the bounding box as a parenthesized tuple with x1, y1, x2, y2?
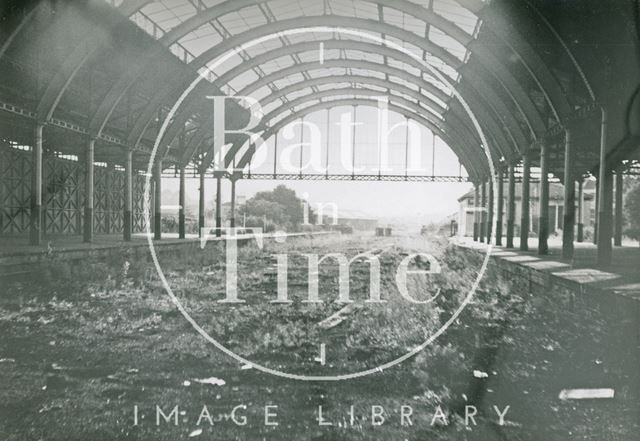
(3, 0, 599, 182)
(163, 49, 518, 167)
(233, 97, 488, 180)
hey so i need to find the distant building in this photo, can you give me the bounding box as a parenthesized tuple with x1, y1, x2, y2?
(336, 217, 379, 231)
(318, 209, 378, 231)
(457, 180, 596, 238)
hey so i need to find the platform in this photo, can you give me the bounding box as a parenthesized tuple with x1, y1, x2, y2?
(453, 236, 640, 304)
(0, 231, 337, 279)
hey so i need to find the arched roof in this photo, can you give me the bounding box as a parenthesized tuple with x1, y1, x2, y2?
(2, 0, 637, 181)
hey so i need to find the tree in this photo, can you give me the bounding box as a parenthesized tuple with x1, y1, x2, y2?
(238, 185, 310, 230)
(624, 182, 640, 245)
(242, 199, 286, 224)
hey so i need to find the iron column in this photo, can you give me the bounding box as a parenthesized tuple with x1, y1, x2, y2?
(229, 174, 239, 229)
(178, 165, 186, 239)
(30, 123, 43, 246)
(154, 160, 162, 240)
(123, 149, 132, 241)
(538, 141, 550, 255)
(593, 177, 599, 244)
(198, 169, 205, 238)
(105, 163, 113, 235)
(487, 178, 494, 244)
(562, 129, 575, 259)
(83, 137, 95, 243)
(577, 179, 584, 243)
(520, 151, 531, 251)
(473, 184, 479, 241)
(506, 163, 516, 248)
(495, 167, 504, 246)
(480, 180, 487, 243)
(614, 163, 623, 246)
(597, 108, 613, 266)
(215, 171, 223, 237)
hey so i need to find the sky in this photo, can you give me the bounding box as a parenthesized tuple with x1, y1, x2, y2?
(162, 105, 475, 226)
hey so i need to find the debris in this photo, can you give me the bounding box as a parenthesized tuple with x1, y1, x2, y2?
(39, 403, 62, 413)
(127, 368, 139, 373)
(183, 380, 191, 387)
(497, 420, 522, 428)
(193, 377, 225, 386)
(559, 388, 614, 400)
(317, 303, 362, 329)
(188, 428, 203, 437)
(473, 370, 489, 378)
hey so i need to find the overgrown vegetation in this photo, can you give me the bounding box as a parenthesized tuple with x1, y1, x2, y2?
(0, 233, 636, 440)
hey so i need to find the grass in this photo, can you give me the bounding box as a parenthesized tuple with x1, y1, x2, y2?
(0, 232, 637, 440)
